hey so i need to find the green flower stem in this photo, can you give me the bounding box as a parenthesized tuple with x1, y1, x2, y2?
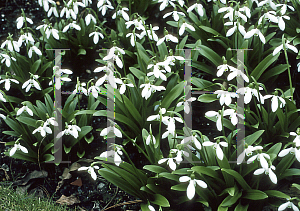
(282, 41, 294, 101)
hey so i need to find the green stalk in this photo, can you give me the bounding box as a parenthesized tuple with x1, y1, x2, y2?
(282, 40, 294, 101)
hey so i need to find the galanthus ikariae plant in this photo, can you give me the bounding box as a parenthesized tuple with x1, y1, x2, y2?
(1, 0, 300, 210)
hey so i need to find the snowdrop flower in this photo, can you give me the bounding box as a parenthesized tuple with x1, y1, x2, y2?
(0, 78, 19, 91)
(181, 134, 202, 150)
(225, 21, 246, 37)
(95, 70, 120, 89)
(62, 21, 81, 33)
(139, 26, 159, 41)
(99, 145, 123, 166)
(89, 31, 104, 44)
(277, 15, 290, 31)
(22, 75, 41, 92)
(140, 83, 166, 100)
(73, 82, 88, 96)
(205, 111, 222, 131)
(247, 152, 270, 169)
(45, 117, 58, 126)
(258, 11, 278, 25)
(50, 67, 72, 90)
(82, 0, 92, 7)
(273, 39, 298, 56)
(157, 34, 178, 46)
(147, 108, 170, 125)
(179, 22, 195, 36)
(203, 139, 228, 160)
(237, 144, 263, 165)
(239, 6, 251, 19)
(126, 32, 141, 47)
(112, 7, 129, 21)
(0, 91, 6, 102)
(278, 198, 299, 211)
(276, 4, 295, 15)
(97, 0, 112, 8)
(157, 0, 176, 11)
(88, 85, 101, 98)
(47, 1, 59, 17)
(98, 1, 114, 16)
(1, 39, 20, 52)
(100, 125, 122, 138)
(158, 157, 177, 170)
(56, 124, 81, 139)
(176, 97, 196, 114)
(290, 132, 300, 147)
(0, 54, 16, 68)
(254, 165, 277, 184)
(103, 46, 125, 69)
(33, 122, 52, 137)
(45, 27, 59, 40)
(60, 7, 76, 20)
(264, 94, 286, 112)
(278, 146, 300, 162)
(162, 117, 183, 139)
(85, 14, 97, 25)
(10, 143, 28, 156)
(237, 86, 264, 104)
(227, 66, 249, 83)
(146, 134, 156, 145)
(71, 1, 85, 14)
(147, 65, 167, 81)
(216, 64, 237, 77)
(125, 19, 145, 30)
(78, 166, 99, 180)
(219, 7, 247, 22)
(28, 46, 42, 58)
(148, 205, 156, 211)
(163, 10, 185, 21)
(179, 175, 207, 200)
(223, 108, 244, 126)
(244, 28, 265, 44)
(16, 16, 33, 29)
(170, 148, 190, 164)
(0, 113, 6, 119)
(116, 79, 134, 95)
(257, 0, 277, 10)
(187, 3, 204, 17)
(214, 90, 238, 106)
(17, 105, 33, 116)
(18, 33, 35, 46)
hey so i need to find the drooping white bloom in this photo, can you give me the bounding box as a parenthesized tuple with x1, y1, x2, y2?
(89, 31, 104, 44)
(22, 75, 41, 92)
(73, 82, 88, 96)
(254, 165, 277, 184)
(1, 39, 20, 52)
(216, 64, 237, 77)
(202, 140, 228, 160)
(47, 2, 59, 17)
(277, 15, 290, 31)
(219, 7, 247, 22)
(237, 86, 265, 104)
(170, 148, 190, 164)
(50, 67, 72, 90)
(28, 46, 42, 58)
(147, 64, 167, 81)
(146, 134, 156, 145)
(148, 205, 156, 211)
(263, 94, 286, 112)
(125, 19, 145, 30)
(60, 7, 76, 20)
(156, 34, 178, 46)
(112, 7, 129, 21)
(32, 122, 52, 137)
(62, 21, 81, 33)
(162, 117, 183, 139)
(56, 124, 81, 139)
(18, 33, 35, 47)
(157, 0, 176, 11)
(278, 198, 299, 211)
(17, 105, 33, 116)
(45, 117, 58, 126)
(163, 10, 185, 21)
(214, 90, 238, 106)
(223, 108, 244, 126)
(100, 125, 122, 138)
(0, 54, 16, 68)
(116, 80, 134, 95)
(258, 11, 278, 25)
(278, 146, 300, 162)
(290, 132, 300, 147)
(158, 157, 177, 171)
(88, 85, 101, 98)
(99, 145, 124, 166)
(224, 21, 246, 37)
(273, 40, 298, 56)
(98, 1, 114, 16)
(38, 0, 51, 12)
(179, 175, 207, 200)
(187, 3, 204, 16)
(147, 108, 170, 124)
(103, 46, 125, 68)
(237, 145, 263, 165)
(181, 134, 202, 150)
(247, 152, 270, 169)
(10, 143, 28, 156)
(0, 78, 19, 91)
(276, 4, 295, 15)
(0, 114, 6, 119)
(78, 166, 99, 180)
(244, 28, 265, 44)
(0, 91, 6, 102)
(126, 32, 142, 47)
(139, 26, 159, 41)
(85, 14, 97, 25)
(179, 22, 195, 36)
(140, 83, 166, 100)
(205, 111, 222, 131)
(176, 97, 196, 114)
(16, 16, 33, 29)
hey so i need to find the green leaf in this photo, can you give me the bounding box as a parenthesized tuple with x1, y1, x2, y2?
(171, 183, 187, 191)
(221, 169, 251, 190)
(191, 78, 215, 90)
(280, 168, 300, 179)
(158, 172, 179, 181)
(151, 194, 170, 207)
(129, 67, 146, 79)
(264, 190, 290, 199)
(43, 154, 54, 162)
(84, 134, 94, 144)
(234, 201, 249, 211)
(77, 150, 85, 158)
(143, 165, 168, 174)
(242, 189, 268, 200)
(77, 49, 86, 56)
(245, 130, 264, 145)
(250, 53, 279, 81)
(31, 59, 41, 74)
(16, 116, 37, 128)
(260, 64, 289, 82)
(220, 191, 242, 207)
(198, 93, 218, 103)
(3, 117, 22, 136)
(197, 44, 223, 66)
(161, 81, 184, 110)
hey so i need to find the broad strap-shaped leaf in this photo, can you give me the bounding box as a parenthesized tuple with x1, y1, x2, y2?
(221, 169, 251, 190)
